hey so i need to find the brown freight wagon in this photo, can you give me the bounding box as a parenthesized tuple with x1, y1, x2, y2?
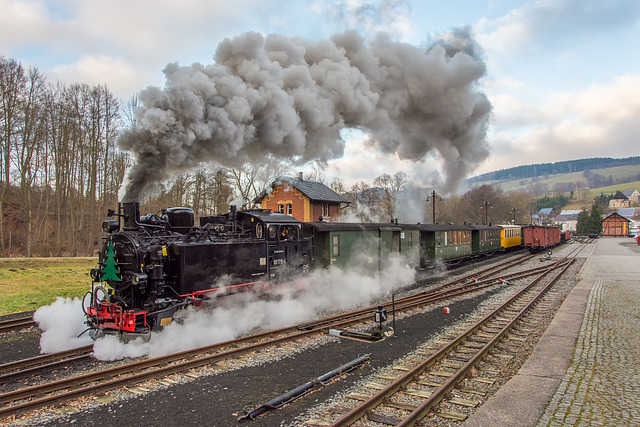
(522, 225, 561, 252)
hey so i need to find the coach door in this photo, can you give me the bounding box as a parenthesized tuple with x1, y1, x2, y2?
(378, 227, 401, 267)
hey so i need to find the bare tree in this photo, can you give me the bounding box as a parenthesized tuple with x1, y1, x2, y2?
(14, 66, 46, 256)
(231, 159, 289, 208)
(0, 56, 26, 251)
(373, 172, 408, 221)
(330, 177, 345, 194)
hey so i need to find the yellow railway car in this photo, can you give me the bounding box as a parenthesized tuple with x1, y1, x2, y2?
(498, 224, 522, 250)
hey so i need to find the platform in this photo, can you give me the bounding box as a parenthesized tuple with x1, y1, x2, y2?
(464, 237, 640, 426)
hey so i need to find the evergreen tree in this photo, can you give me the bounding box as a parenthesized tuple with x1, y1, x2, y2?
(576, 210, 590, 234)
(100, 242, 122, 282)
(587, 202, 603, 234)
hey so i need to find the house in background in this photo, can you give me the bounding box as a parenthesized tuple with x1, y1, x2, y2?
(255, 174, 350, 222)
(602, 212, 630, 237)
(554, 210, 582, 232)
(609, 190, 631, 209)
(622, 189, 640, 205)
(538, 208, 557, 224)
(618, 207, 640, 237)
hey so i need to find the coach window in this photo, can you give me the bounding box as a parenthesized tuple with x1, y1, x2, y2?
(256, 223, 264, 239)
(268, 225, 277, 240)
(332, 235, 340, 256)
(444, 232, 448, 246)
(437, 233, 441, 246)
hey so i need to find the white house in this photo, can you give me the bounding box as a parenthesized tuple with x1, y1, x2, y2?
(555, 210, 582, 232)
(623, 189, 640, 205)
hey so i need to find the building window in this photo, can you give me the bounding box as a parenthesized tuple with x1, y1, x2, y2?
(278, 203, 284, 213)
(322, 203, 330, 217)
(286, 203, 292, 215)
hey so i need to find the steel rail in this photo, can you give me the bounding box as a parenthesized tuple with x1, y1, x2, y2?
(0, 250, 564, 420)
(0, 346, 93, 377)
(397, 259, 575, 426)
(0, 317, 36, 334)
(328, 257, 576, 426)
(0, 253, 546, 404)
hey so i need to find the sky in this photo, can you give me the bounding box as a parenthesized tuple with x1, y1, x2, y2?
(2, 0, 640, 194)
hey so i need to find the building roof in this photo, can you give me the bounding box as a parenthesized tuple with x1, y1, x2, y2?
(611, 190, 628, 200)
(555, 213, 580, 222)
(559, 210, 582, 216)
(603, 212, 631, 222)
(622, 189, 638, 197)
(618, 208, 640, 218)
(255, 176, 350, 204)
(539, 208, 555, 215)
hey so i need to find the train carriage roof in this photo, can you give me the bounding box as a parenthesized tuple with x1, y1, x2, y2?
(466, 224, 501, 231)
(303, 222, 480, 233)
(413, 224, 473, 232)
(303, 222, 403, 232)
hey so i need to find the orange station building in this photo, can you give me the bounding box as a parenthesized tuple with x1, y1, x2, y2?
(602, 212, 630, 237)
(255, 175, 350, 222)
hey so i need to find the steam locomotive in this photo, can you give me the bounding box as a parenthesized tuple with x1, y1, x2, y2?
(85, 203, 565, 341)
(84, 202, 311, 340)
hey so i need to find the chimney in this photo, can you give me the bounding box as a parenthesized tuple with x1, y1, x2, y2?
(298, 172, 303, 181)
(122, 202, 140, 230)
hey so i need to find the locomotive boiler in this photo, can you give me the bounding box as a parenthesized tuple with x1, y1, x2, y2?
(84, 202, 312, 340)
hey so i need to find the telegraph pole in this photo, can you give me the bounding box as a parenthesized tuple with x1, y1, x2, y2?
(427, 190, 442, 224)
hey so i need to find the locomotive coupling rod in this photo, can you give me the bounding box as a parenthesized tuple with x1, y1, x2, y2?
(238, 353, 371, 421)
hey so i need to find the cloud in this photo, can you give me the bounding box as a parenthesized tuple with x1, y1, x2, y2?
(480, 74, 640, 173)
(477, 0, 640, 56)
(314, 0, 415, 41)
(50, 55, 146, 96)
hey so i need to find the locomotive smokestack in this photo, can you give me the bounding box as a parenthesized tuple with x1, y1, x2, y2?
(122, 202, 141, 230)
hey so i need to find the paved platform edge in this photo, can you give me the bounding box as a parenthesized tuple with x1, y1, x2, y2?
(463, 250, 596, 427)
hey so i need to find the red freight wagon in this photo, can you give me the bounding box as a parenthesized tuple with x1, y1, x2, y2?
(522, 225, 561, 251)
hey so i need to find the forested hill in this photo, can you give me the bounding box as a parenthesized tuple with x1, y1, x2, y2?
(469, 157, 640, 183)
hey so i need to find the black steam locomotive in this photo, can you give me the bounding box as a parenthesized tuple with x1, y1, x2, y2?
(84, 202, 311, 340)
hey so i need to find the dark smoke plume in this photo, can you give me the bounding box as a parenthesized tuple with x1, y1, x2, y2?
(119, 28, 491, 201)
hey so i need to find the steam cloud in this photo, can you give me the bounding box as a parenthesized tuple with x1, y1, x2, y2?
(34, 297, 94, 353)
(92, 256, 415, 361)
(120, 27, 491, 201)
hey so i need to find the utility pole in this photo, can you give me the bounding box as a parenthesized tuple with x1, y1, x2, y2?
(427, 190, 442, 224)
(483, 201, 489, 225)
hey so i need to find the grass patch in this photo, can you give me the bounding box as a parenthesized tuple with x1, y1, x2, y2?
(0, 257, 97, 316)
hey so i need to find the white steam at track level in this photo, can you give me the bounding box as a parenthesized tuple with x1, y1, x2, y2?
(92, 256, 415, 361)
(120, 27, 491, 201)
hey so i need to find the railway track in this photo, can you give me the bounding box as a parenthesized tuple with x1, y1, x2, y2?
(0, 316, 36, 334)
(0, 252, 534, 390)
(0, 247, 585, 423)
(0, 251, 549, 421)
(310, 248, 585, 426)
(0, 345, 94, 386)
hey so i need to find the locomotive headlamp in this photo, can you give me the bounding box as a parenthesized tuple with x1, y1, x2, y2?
(131, 273, 148, 285)
(102, 220, 119, 233)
